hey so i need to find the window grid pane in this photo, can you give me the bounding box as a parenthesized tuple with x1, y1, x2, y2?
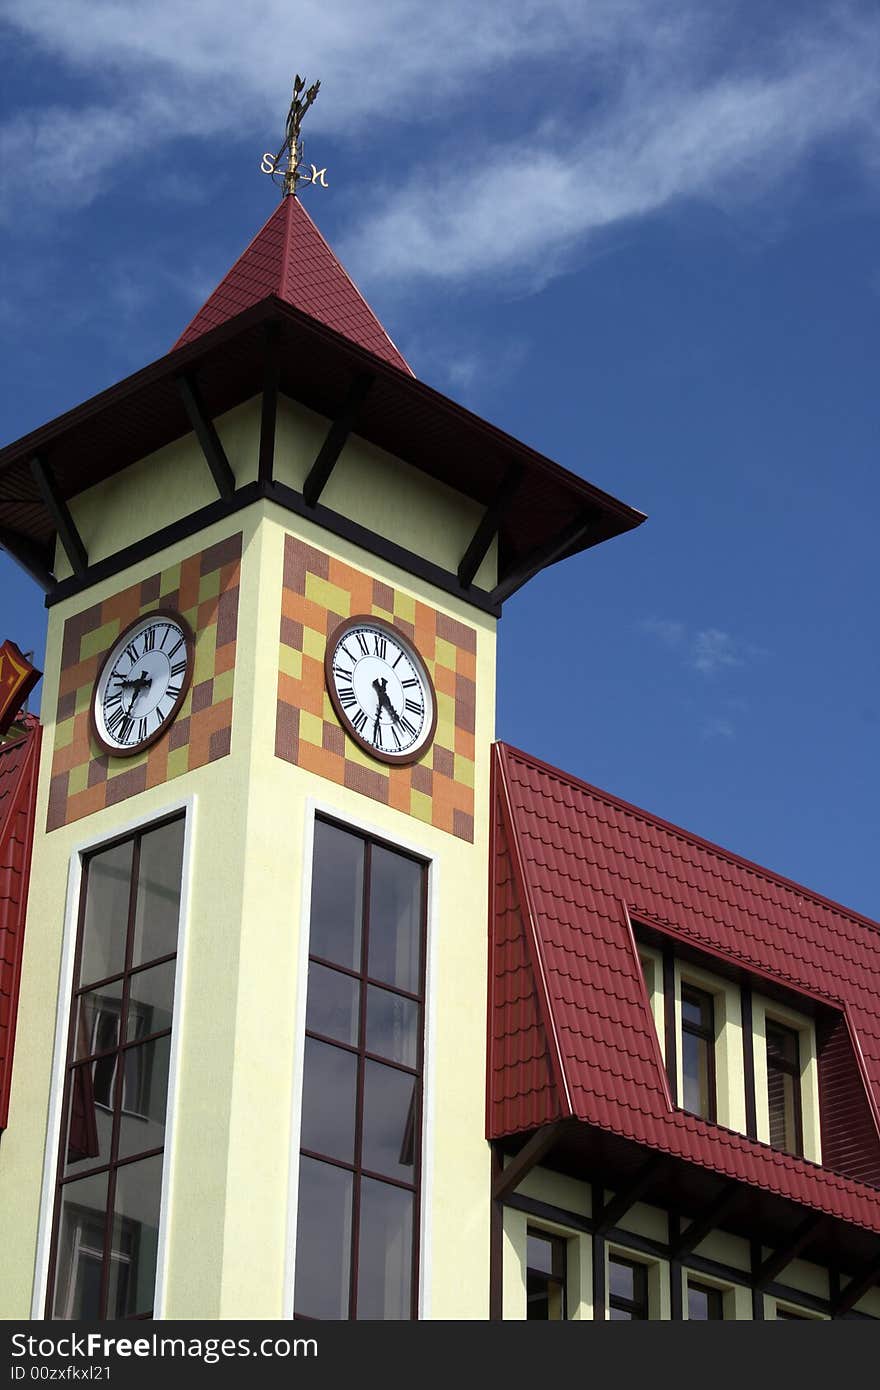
(47, 817, 184, 1320)
(297, 821, 427, 1320)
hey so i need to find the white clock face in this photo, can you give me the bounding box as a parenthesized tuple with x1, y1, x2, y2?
(92, 612, 194, 756)
(326, 617, 436, 765)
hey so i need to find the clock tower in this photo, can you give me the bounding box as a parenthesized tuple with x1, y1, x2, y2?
(0, 160, 643, 1319)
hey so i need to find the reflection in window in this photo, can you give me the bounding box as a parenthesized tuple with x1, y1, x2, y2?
(48, 816, 184, 1319)
(294, 820, 427, 1320)
(767, 1021, 803, 1156)
(688, 1280, 724, 1319)
(609, 1255, 649, 1320)
(526, 1230, 567, 1319)
(681, 985, 716, 1122)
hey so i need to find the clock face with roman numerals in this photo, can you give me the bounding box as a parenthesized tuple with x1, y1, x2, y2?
(325, 616, 437, 767)
(91, 611, 195, 757)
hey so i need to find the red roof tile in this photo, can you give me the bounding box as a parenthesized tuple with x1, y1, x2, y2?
(173, 196, 413, 374)
(0, 724, 41, 1129)
(490, 742, 880, 1234)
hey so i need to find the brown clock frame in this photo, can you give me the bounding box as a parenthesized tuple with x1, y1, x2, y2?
(90, 609, 196, 759)
(324, 614, 439, 768)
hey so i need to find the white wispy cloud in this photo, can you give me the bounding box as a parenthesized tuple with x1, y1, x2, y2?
(640, 618, 765, 676)
(1, 0, 878, 297)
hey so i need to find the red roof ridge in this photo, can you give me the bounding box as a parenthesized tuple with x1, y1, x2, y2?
(172, 196, 413, 375)
(496, 741, 880, 936)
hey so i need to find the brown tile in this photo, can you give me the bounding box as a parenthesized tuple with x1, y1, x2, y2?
(87, 754, 109, 788)
(453, 809, 475, 843)
(343, 760, 389, 804)
(325, 609, 344, 636)
(55, 689, 77, 723)
(209, 725, 232, 761)
(60, 601, 102, 670)
(322, 723, 345, 756)
(139, 573, 161, 605)
(275, 701, 299, 763)
(372, 579, 394, 612)
(46, 772, 70, 832)
(216, 586, 239, 648)
(200, 531, 243, 576)
(280, 616, 304, 650)
(395, 618, 415, 643)
(454, 673, 476, 734)
(411, 763, 433, 796)
(432, 745, 454, 779)
(437, 612, 477, 653)
(283, 536, 328, 592)
(191, 679, 214, 714)
(104, 762, 148, 808)
(160, 589, 180, 613)
(168, 716, 190, 752)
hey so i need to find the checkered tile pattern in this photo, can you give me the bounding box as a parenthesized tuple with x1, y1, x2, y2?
(47, 534, 242, 832)
(276, 537, 476, 842)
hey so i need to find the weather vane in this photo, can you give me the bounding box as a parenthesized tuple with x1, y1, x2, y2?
(260, 74, 328, 197)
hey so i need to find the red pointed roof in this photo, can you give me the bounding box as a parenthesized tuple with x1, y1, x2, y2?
(173, 195, 413, 374)
(0, 722, 41, 1129)
(490, 742, 880, 1238)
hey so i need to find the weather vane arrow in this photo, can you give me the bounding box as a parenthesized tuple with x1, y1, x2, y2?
(260, 74, 328, 197)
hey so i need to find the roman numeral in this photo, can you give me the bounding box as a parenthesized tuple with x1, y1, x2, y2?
(143, 627, 156, 652)
(106, 707, 125, 734)
(170, 660, 187, 679)
(374, 723, 384, 749)
(338, 686, 357, 709)
(124, 642, 139, 665)
(119, 715, 134, 744)
(340, 643, 356, 665)
(373, 634, 387, 659)
(165, 684, 181, 701)
(167, 637, 184, 659)
(137, 718, 149, 743)
(405, 698, 423, 716)
(159, 625, 170, 651)
(400, 716, 417, 738)
(355, 632, 369, 656)
(334, 665, 353, 682)
(391, 725, 402, 749)
(402, 678, 419, 689)
(391, 652, 404, 669)
(352, 710, 367, 734)
(104, 692, 122, 711)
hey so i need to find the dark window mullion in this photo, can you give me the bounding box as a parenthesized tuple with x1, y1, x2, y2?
(307, 952, 424, 1006)
(70, 1024, 173, 1069)
(349, 839, 371, 1321)
(303, 1028, 420, 1077)
(99, 832, 141, 1319)
(75, 950, 178, 998)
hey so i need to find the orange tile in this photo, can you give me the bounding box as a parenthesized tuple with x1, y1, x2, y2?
(146, 739, 169, 789)
(433, 663, 456, 697)
(299, 740, 345, 786)
(455, 727, 475, 761)
(214, 641, 236, 675)
(67, 783, 108, 824)
(282, 588, 327, 635)
(104, 587, 141, 628)
(178, 554, 202, 613)
(386, 768, 412, 814)
(59, 654, 101, 697)
(220, 560, 242, 591)
(197, 596, 219, 631)
(457, 648, 477, 681)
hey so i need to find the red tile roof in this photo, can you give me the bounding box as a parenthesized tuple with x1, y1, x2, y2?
(0, 723, 41, 1129)
(173, 196, 413, 374)
(490, 742, 880, 1234)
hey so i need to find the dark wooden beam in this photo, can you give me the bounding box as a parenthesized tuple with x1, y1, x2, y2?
(457, 462, 523, 589)
(595, 1163, 657, 1236)
(592, 1183, 606, 1320)
(663, 945, 678, 1105)
(741, 984, 758, 1140)
(176, 374, 235, 499)
(669, 1213, 683, 1320)
(672, 1184, 740, 1259)
(0, 526, 53, 591)
(302, 372, 373, 508)
(503, 1192, 593, 1236)
(492, 1122, 566, 1201)
(490, 508, 600, 605)
(833, 1253, 880, 1317)
(756, 1216, 823, 1289)
(259, 321, 281, 486)
(29, 455, 87, 577)
(750, 1240, 765, 1319)
(489, 1144, 504, 1321)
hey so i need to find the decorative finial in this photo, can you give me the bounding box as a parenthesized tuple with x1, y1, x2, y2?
(260, 75, 328, 197)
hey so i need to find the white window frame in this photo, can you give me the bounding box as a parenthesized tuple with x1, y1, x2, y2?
(752, 994, 821, 1164)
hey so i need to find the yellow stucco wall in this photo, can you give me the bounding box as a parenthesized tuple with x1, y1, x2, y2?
(1, 401, 497, 1320)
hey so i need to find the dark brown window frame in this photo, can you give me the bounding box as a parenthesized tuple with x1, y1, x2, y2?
(680, 983, 717, 1123)
(526, 1227, 568, 1320)
(294, 816, 429, 1321)
(687, 1278, 725, 1320)
(44, 812, 185, 1321)
(608, 1253, 650, 1320)
(766, 1019, 804, 1158)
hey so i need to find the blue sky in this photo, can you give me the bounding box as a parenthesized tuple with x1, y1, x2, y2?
(1, 1, 878, 915)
